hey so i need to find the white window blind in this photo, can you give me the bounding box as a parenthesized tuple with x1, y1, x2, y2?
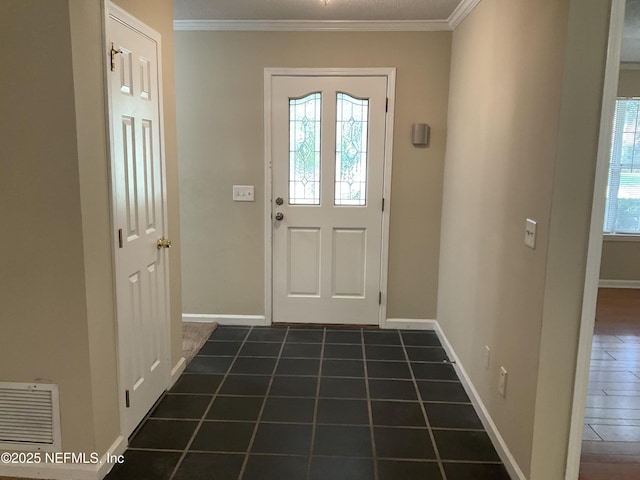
(604, 98, 640, 235)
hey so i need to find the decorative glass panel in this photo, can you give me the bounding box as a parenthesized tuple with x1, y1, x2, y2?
(289, 93, 321, 205)
(335, 93, 369, 206)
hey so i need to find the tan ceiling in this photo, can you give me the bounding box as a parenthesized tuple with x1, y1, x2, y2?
(173, 0, 464, 21)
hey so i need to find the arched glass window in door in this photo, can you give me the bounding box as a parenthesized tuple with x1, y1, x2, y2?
(335, 93, 369, 206)
(289, 93, 321, 205)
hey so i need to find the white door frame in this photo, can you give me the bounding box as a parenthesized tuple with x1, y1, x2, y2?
(263, 67, 396, 327)
(565, 1, 625, 478)
(104, 1, 172, 438)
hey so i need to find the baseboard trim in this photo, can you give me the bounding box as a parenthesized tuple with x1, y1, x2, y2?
(382, 318, 437, 330)
(0, 435, 127, 480)
(599, 279, 640, 289)
(434, 323, 527, 480)
(170, 357, 186, 388)
(183, 313, 269, 326)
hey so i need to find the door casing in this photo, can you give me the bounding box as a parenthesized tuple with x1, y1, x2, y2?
(565, 2, 625, 479)
(264, 67, 396, 327)
(105, 1, 172, 438)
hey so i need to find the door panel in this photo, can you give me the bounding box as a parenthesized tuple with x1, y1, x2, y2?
(332, 228, 367, 298)
(272, 76, 387, 325)
(108, 12, 169, 437)
(288, 228, 322, 297)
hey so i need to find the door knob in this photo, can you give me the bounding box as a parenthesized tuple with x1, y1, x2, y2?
(275, 212, 284, 221)
(157, 237, 172, 249)
(275, 197, 284, 206)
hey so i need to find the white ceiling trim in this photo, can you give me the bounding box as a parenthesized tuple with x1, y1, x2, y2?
(173, 0, 482, 32)
(448, 0, 482, 29)
(173, 19, 451, 32)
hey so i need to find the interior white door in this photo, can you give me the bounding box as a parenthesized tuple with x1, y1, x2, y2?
(107, 9, 169, 436)
(271, 76, 387, 325)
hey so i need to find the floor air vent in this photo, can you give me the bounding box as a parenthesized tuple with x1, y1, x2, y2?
(0, 382, 61, 451)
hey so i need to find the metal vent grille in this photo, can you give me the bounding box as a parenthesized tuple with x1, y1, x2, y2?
(0, 382, 60, 451)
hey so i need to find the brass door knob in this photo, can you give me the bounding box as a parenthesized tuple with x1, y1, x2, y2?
(157, 238, 172, 249)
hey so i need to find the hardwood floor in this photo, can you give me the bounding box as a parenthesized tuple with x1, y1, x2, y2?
(580, 288, 640, 480)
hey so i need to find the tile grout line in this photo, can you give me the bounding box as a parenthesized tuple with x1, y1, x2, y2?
(399, 331, 448, 480)
(236, 327, 290, 480)
(166, 326, 254, 480)
(125, 441, 505, 466)
(125, 444, 505, 465)
(133, 416, 487, 432)
(361, 329, 380, 480)
(305, 327, 326, 480)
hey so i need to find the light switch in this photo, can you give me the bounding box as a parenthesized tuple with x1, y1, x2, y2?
(525, 219, 537, 249)
(233, 185, 254, 202)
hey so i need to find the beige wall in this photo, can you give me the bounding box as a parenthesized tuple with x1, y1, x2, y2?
(530, 1, 609, 478)
(618, 68, 640, 97)
(438, 0, 609, 477)
(69, 0, 120, 454)
(175, 31, 451, 320)
(0, 0, 181, 460)
(1, 0, 96, 452)
(600, 69, 640, 282)
(601, 240, 640, 280)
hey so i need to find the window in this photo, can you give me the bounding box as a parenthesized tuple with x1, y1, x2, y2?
(604, 98, 640, 235)
(289, 93, 321, 205)
(335, 93, 369, 206)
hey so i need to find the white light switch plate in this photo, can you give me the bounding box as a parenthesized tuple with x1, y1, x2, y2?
(525, 218, 537, 249)
(233, 185, 254, 202)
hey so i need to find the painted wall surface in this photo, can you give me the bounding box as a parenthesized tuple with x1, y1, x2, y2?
(175, 31, 451, 320)
(0, 0, 182, 461)
(530, 1, 609, 478)
(0, 0, 96, 453)
(601, 240, 640, 280)
(618, 68, 640, 96)
(600, 69, 640, 282)
(436, 0, 610, 476)
(69, 0, 120, 455)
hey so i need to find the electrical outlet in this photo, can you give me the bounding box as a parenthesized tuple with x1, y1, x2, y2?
(499, 367, 508, 397)
(484, 345, 491, 370)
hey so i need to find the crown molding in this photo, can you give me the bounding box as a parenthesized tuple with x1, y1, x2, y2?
(173, 0, 482, 32)
(173, 19, 452, 31)
(448, 0, 482, 29)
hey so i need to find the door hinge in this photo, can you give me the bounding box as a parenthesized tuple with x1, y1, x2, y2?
(382, 198, 385, 212)
(385, 98, 388, 112)
(109, 43, 122, 72)
(118, 229, 123, 248)
(125, 390, 130, 408)
(379, 291, 382, 305)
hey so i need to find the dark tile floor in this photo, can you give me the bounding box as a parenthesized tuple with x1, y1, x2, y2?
(106, 326, 511, 480)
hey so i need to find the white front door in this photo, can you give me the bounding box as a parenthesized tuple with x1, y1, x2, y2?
(107, 6, 170, 436)
(271, 75, 388, 325)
